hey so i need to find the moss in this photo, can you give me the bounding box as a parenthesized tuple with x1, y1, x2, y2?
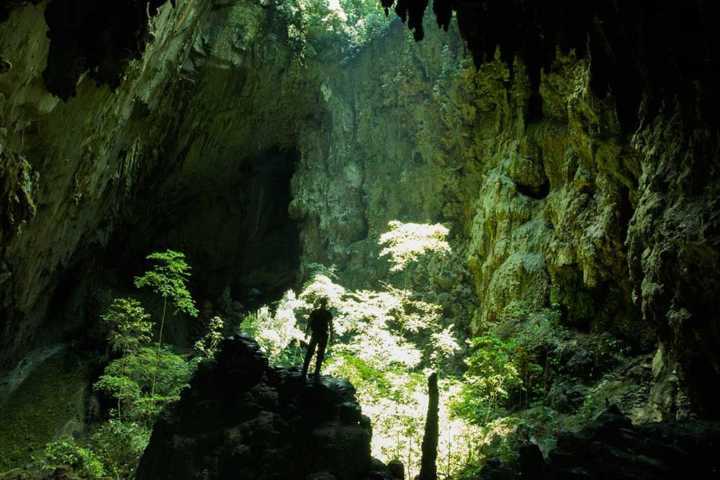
(0, 351, 91, 472)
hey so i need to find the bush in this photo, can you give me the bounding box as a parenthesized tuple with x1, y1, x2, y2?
(94, 346, 193, 425)
(90, 420, 150, 479)
(451, 334, 523, 424)
(37, 438, 105, 479)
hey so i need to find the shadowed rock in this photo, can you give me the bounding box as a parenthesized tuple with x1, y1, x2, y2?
(136, 335, 381, 480)
(480, 407, 720, 479)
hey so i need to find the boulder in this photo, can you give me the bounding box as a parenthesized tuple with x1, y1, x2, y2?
(136, 336, 374, 480)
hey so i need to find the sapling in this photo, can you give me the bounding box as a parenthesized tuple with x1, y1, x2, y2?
(101, 298, 152, 420)
(134, 249, 198, 395)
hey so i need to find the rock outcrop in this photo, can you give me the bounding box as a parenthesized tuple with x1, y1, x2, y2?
(136, 336, 384, 480)
(480, 407, 720, 479)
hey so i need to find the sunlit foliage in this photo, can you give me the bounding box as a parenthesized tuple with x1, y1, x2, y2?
(239, 293, 306, 366)
(238, 222, 479, 477)
(379, 220, 451, 272)
(194, 316, 225, 360)
(275, 0, 390, 60)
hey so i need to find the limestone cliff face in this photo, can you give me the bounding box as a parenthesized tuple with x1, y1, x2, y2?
(0, 0, 316, 369)
(290, 16, 719, 419)
(295, 19, 641, 338)
(1, 1, 203, 368)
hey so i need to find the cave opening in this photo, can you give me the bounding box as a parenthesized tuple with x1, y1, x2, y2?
(136, 146, 301, 312)
(48, 146, 303, 349)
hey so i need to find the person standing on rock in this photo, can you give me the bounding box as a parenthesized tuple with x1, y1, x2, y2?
(301, 297, 333, 379)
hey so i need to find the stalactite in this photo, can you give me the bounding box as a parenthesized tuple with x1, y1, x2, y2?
(381, 0, 720, 131)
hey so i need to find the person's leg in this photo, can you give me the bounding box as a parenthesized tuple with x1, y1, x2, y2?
(302, 336, 318, 377)
(314, 333, 328, 378)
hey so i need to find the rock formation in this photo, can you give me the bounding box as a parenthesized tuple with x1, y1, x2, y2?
(480, 406, 720, 479)
(417, 372, 438, 480)
(136, 336, 385, 480)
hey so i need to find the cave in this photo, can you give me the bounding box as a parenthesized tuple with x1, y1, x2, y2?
(110, 147, 302, 309)
(1, 1, 720, 479)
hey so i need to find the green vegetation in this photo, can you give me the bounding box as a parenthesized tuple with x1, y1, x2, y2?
(193, 316, 225, 360)
(235, 219, 619, 476)
(38, 438, 105, 479)
(134, 250, 198, 396)
(275, 0, 390, 60)
(240, 221, 483, 478)
(0, 353, 91, 473)
(451, 334, 523, 424)
(103, 299, 153, 357)
(379, 221, 451, 272)
(94, 346, 193, 426)
(2, 232, 638, 479)
(2, 249, 218, 479)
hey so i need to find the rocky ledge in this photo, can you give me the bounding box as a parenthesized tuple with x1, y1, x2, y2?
(481, 407, 720, 479)
(136, 336, 391, 480)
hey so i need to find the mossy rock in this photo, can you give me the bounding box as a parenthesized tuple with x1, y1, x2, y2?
(0, 350, 91, 472)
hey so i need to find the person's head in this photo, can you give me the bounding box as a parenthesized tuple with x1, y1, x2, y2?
(316, 297, 328, 309)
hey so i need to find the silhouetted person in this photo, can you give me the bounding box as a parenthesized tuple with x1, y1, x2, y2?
(301, 297, 333, 379)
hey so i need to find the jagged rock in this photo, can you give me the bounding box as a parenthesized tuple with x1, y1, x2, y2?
(136, 336, 375, 480)
(480, 407, 720, 479)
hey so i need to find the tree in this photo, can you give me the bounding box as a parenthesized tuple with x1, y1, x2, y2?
(379, 221, 451, 272)
(90, 420, 149, 480)
(134, 249, 198, 394)
(94, 346, 193, 425)
(103, 298, 152, 356)
(100, 298, 153, 420)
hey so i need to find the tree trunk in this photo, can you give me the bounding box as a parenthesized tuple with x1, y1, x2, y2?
(418, 371, 439, 480)
(151, 297, 167, 397)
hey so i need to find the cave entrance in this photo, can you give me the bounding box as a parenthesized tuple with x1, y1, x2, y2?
(170, 146, 302, 310)
(231, 148, 301, 308)
(84, 147, 301, 328)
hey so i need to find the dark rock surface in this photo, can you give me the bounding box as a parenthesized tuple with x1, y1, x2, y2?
(136, 336, 379, 480)
(480, 407, 720, 479)
(388, 0, 720, 130)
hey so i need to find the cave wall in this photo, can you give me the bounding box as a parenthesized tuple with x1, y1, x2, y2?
(0, 0, 318, 369)
(291, 14, 718, 419)
(380, 0, 720, 419)
(0, 1, 207, 369)
(1, 0, 718, 424)
(293, 18, 645, 342)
